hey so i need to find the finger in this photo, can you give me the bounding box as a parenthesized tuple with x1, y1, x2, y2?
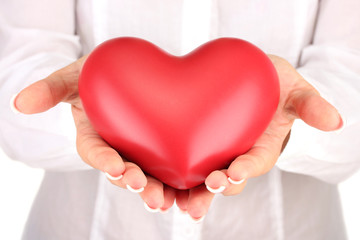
(140, 176, 164, 212)
(287, 90, 343, 131)
(222, 179, 247, 196)
(122, 162, 148, 193)
(204, 170, 230, 194)
(227, 130, 283, 182)
(175, 190, 189, 212)
(160, 186, 176, 213)
(204, 165, 251, 197)
(106, 174, 126, 189)
(73, 106, 125, 178)
(14, 56, 87, 114)
(105, 165, 151, 193)
(187, 185, 215, 221)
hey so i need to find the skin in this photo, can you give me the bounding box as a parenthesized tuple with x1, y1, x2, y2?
(13, 54, 342, 220)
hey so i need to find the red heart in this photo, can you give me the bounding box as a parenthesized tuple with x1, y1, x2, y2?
(79, 37, 279, 189)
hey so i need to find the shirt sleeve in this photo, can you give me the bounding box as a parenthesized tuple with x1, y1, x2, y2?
(0, 0, 91, 171)
(277, 0, 360, 184)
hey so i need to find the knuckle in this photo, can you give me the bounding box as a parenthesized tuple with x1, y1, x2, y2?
(253, 155, 267, 174)
(87, 146, 112, 170)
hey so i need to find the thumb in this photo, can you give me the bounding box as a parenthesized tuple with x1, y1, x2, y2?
(13, 56, 87, 114)
(288, 89, 343, 131)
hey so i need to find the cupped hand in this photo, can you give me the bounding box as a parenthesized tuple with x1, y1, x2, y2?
(12, 56, 176, 211)
(178, 55, 343, 221)
(13, 54, 343, 220)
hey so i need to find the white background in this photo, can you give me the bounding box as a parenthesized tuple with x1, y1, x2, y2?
(0, 148, 359, 239)
(1, 2, 359, 239)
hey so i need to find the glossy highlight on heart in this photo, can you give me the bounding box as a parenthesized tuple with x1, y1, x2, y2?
(79, 37, 279, 189)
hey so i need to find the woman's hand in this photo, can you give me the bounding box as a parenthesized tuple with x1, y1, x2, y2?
(12, 56, 176, 211)
(177, 55, 343, 221)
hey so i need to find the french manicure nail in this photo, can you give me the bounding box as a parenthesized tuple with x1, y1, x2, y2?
(126, 184, 144, 193)
(144, 202, 160, 213)
(206, 185, 226, 194)
(105, 172, 123, 181)
(10, 94, 21, 114)
(228, 177, 245, 185)
(189, 215, 205, 224)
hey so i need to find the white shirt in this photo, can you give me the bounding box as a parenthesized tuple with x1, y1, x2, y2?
(1, 0, 360, 239)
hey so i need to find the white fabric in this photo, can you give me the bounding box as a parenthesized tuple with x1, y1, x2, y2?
(0, 0, 359, 239)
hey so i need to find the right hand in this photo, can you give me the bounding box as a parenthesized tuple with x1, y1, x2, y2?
(13, 56, 176, 212)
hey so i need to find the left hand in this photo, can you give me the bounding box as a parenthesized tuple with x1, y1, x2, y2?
(176, 55, 343, 221)
(123, 54, 344, 220)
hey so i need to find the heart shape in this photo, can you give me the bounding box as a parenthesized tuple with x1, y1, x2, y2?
(79, 37, 279, 189)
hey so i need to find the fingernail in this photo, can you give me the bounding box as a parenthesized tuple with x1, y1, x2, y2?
(206, 185, 226, 194)
(105, 172, 123, 181)
(228, 177, 245, 185)
(334, 114, 346, 134)
(189, 215, 205, 224)
(159, 208, 170, 214)
(10, 94, 21, 114)
(126, 184, 144, 193)
(144, 202, 160, 213)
